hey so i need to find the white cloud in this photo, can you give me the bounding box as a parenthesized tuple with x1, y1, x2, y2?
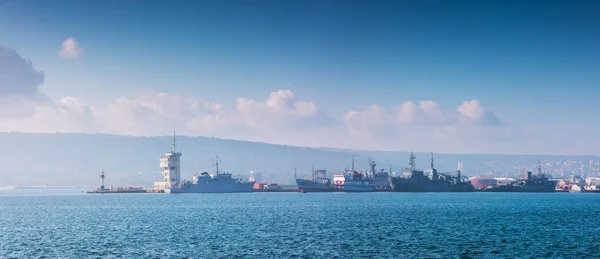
(1, 44, 530, 152)
(340, 99, 520, 150)
(0, 86, 528, 152)
(235, 89, 328, 132)
(59, 37, 84, 59)
(0, 88, 331, 138)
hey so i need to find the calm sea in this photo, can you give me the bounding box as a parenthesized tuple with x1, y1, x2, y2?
(0, 189, 599, 258)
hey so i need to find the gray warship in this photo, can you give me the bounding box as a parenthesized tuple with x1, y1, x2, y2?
(295, 167, 336, 192)
(165, 156, 255, 194)
(389, 152, 474, 192)
(482, 161, 556, 192)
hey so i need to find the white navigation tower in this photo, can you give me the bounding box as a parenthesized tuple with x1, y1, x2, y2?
(100, 170, 105, 191)
(154, 131, 182, 190)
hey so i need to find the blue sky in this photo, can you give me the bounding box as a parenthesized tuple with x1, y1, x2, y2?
(0, 0, 599, 155)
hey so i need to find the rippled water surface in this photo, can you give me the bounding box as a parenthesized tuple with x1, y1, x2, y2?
(1, 189, 599, 258)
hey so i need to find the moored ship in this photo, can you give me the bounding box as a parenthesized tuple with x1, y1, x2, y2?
(331, 157, 376, 192)
(497, 162, 556, 192)
(165, 156, 255, 193)
(509, 162, 556, 192)
(476, 162, 557, 192)
(296, 168, 336, 192)
(389, 152, 474, 192)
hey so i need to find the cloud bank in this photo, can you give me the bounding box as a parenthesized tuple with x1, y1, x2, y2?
(0, 46, 529, 152)
(0, 46, 45, 97)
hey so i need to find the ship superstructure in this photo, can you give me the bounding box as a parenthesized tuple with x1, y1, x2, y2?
(372, 161, 391, 190)
(389, 152, 474, 192)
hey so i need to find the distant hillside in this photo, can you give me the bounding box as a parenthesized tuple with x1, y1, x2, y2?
(0, 133, 598, 187)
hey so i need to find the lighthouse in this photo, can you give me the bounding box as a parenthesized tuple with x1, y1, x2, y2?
(100, 170, 105, 190)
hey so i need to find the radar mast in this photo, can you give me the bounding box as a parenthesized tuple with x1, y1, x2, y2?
(409, 152, 416, 171)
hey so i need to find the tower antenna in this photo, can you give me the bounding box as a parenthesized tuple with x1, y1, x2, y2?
(172, 130, 176, 153)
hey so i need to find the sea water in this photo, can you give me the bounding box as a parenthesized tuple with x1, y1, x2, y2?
(0, 189, 599, 258)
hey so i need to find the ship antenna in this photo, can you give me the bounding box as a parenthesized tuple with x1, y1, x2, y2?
(457, 161, 463, 183)
(352, 156, 355, 172)
(409, 151, 416, 171)
(172, 130, 176, 153)
(537, 160, 542, 174)
(312, 164, 315, 180)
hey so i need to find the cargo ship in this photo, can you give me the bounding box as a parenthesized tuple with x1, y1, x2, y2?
(164, 156, 255, 193)
(389, 152, 474, 192)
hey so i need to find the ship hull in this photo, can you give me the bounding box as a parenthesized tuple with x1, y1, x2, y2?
(332, 184, 376, 192)
(508, 184, 556, 192)
(478, 184, 556, 192)
(165, 181, 255, 193)
(390, 178, 474, 192)
(295, 179, 336, 192)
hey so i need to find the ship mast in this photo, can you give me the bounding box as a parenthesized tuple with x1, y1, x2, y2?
(213, 155, 221, 174)
(537, 160, 542, 174)
(457, 161, 463, 183)
(370, 159, 376, 179)
(409, 152, 416, 171)
(430, 153, 438, 180)
(351, 156, 355, 172)
(430, 152, 434, 169)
